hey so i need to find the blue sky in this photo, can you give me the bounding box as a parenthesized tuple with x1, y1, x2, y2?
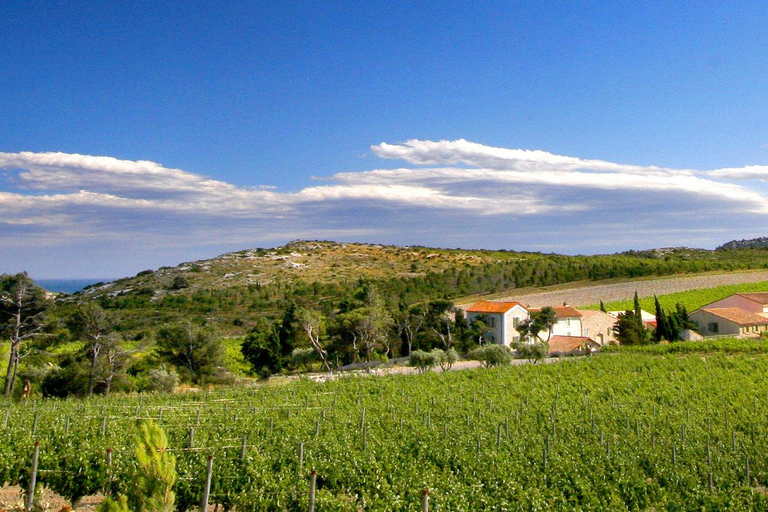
(2, 1, 768, 278)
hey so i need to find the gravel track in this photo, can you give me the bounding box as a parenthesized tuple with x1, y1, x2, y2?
(458, 270, 768, 309)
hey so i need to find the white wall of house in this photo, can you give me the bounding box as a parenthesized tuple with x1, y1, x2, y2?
(466, 305, 528, 346)
(689, 310, 768, 337)
(550, 316, 582, 338)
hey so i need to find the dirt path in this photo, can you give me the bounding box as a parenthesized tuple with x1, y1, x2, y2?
(456, 270, 768, 309)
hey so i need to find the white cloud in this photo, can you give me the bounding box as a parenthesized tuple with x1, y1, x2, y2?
(2, 139, 768, 276)
(708, 165, 768, 181)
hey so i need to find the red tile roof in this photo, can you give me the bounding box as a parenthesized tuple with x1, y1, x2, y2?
(552, 306, 582, 318)
(547, 335, 598, 354)
(466, 301, 524, 314)
(701, 308, 768, 326)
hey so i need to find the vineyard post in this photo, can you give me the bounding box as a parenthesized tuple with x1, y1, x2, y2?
(505, 417, 509, 437)
(426, 411, 430, 428)
(746, 456, 750, 484)
(201, 455, 213, 511)
(732, 431, 737, 452)
(241, 436, 247, 459)
(65, 416, 70, 435)
(3, 409, 8, 428)
(269, 417, 274, 436)
(422, 489, 429, 512)
(106, 447, 113, 491)
(189, 427, 195, 449)
(363, 424, 367, 452)
(196, 409, 201, 427)
(26, 441, 39, 512)
(315, 419, 320, 437)
(672, 446, 677, 466)
(309, 470, 317, 512)
(497, 425, 502, 450)
(101, 416, 107, 436)
(299, 442, 304, 472)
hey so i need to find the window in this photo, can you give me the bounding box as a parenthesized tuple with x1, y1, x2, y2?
(585, 327, 589, 336)
(487, 334, 495, 344)
(567, 318, 571, 326)
(513, 317, 519, 328)
(488, 316, 495, 328)
(708, 322, 719, 333)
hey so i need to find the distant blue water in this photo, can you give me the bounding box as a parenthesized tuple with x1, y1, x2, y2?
(36, 279, 115, 294)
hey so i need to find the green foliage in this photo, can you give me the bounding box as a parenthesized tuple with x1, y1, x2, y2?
(155, 322, 225, 384)
(513, 341, 549, 363)
(0, 272, 52, 396)
(290, 347, 318, 372)
(598, 280, 768, 313)
(8, 347, 768, 509)
(169, 276, 189, 290)
(468, 344, 512, 367)
(438, 348, 459, 371)
(146, 368, 179, 393)
(241, 319, 282, 377)
(100, 420, 176, 512)
(409, 350, 438, 374)
(516, 306, 556, 342)
(613, 310, 648, 345)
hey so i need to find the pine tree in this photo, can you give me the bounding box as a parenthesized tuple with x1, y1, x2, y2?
(599, 300, 607, 313)
(99, 420, 176, 512)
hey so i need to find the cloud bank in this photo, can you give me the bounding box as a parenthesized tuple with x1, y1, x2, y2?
(2, 140, 768, 276)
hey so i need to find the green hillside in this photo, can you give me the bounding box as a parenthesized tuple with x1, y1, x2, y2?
(51, 241, 768, 336)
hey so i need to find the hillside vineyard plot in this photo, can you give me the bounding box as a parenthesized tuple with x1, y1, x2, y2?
(4, 353, 768, 510)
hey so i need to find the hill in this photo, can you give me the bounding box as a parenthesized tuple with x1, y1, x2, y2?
(716, 236, 768, 251)
(50, 240, 768, 336)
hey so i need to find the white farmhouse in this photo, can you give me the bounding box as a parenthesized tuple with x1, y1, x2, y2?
(465, 301, 528, 346)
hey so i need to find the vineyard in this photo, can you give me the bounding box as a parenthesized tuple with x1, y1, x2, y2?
(4, 348, 768, 510)
(597, 279, 768, 314)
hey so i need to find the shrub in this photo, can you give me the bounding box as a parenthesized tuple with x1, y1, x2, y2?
(513, 341, 549, 364)
(438, 348, 459, 371)
(291, 348, 318, 372)
(468, 344, 512, 367)
(409, 350, 438, 374)
(146, 368, 179, 393)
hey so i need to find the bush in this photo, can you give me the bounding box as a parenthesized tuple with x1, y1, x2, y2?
(290, 348, 318, 372)
(513, 341, 549, 364)
(468, 344, 512, 367)
(409, 350, 438, 374)
(146, 368, 179, 393)
(170, 276, 189, 290)
(438, 348, 459, 371)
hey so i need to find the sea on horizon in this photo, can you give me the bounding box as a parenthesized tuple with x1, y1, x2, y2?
(36, 278, 115, 294)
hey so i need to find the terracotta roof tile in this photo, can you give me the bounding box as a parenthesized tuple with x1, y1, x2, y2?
(552, 306, 582, 318)
(701, 308, 768, 326)
(547, 335, 598, 354)
(466, 301, 524, 314)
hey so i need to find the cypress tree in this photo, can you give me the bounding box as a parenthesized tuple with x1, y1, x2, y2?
(653, 295, 667, 342)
